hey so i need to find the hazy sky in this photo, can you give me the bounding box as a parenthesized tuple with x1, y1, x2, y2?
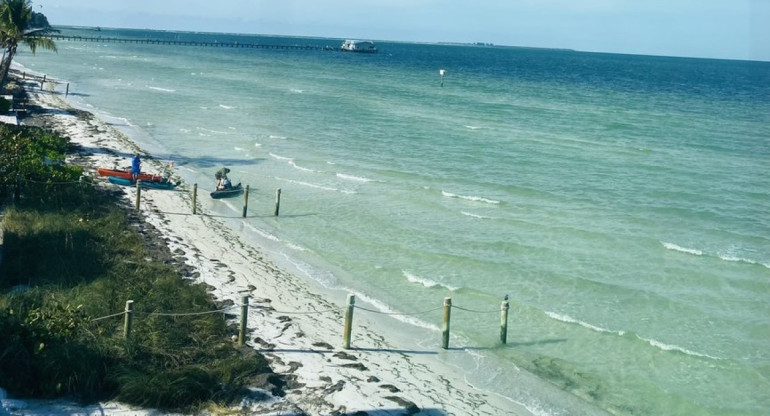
(33, 0, 770, 61)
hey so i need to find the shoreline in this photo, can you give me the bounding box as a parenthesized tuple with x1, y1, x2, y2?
(3, 78, 535, 415)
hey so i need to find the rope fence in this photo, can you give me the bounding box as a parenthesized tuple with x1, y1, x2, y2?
(10, 149, 499, 349)
(88, 294, 510, 350)
(10, 173, 283, 218)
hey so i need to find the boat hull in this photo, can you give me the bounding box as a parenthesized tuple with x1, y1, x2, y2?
(98, 167, 166, 183)
(108, 176, 177, 190)
(210, 183, 244, 199)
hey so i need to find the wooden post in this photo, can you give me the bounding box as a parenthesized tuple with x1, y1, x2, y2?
(192, 183, 198, 214)
(135, 180, 141, 210)
(238, 295, 249, 346)
(40, 75, 46, 89)
(500, 300, 510, 344)
(123, 300, 134, 339)
(442, 297, 452, 349)
(343, 294, 355, 349)
(242, 185, 249, 217)
(274, 188, 281, 216)
(65, 83, 70, 97)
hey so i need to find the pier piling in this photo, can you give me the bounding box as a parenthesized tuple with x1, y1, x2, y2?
(274, 188, 281, 216)
(123, 300, 134, 339)
(242, 185, 249, 217)
(343, 294, 355, 349)
(501, 299, 510, 344)
(135, 180, 141, 210)
(238, 295, 249, 346)
(442, 297, 452, 349)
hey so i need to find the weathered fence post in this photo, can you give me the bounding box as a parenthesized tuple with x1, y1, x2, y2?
(238, 295, 249, 346)
(274, 188, 281, 216)
(442, 297, 452, 349)
(343, 294, 355, 349)
(123, 300, 134, 339)
(192, 183, 198, 214)
(65, 83, 70, 97)
(135, 180, 142, 210)
(500, 299, 510, 344)
(40, 75, 46, 89)
(242, 185, 249, 217)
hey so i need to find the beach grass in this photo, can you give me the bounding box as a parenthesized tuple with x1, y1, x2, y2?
(0, 124, 276, 411)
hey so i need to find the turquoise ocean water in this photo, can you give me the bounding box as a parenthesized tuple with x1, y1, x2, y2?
(17, 27, 770, 415)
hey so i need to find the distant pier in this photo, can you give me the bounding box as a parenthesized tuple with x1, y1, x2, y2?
(45, 34, 336, 51)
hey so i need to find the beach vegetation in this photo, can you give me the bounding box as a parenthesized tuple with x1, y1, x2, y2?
(0, 123, 278, 410)
(0, 0, 58, 92)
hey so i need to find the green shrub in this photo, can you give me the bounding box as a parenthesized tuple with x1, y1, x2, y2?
(0, 126, 277, 411)
(0, 97, 10, 113)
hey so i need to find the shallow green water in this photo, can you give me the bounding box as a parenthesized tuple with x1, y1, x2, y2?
(17, 27, 770, 415)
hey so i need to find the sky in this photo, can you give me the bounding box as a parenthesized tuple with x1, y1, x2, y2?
(31, 0, 770, 61)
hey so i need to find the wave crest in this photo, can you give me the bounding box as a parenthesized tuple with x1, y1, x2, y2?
(661, 242, 702, 256)
(442, 191, 500, 205)
(545, 311, 721, 360)
(337, 173, 375, 183)
(403, 271, 460, 291)
(545, 311, 625, 336)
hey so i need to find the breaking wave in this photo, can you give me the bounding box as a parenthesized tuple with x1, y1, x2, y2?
(442, 191, 500, 205)
(661, 242, 702, 256)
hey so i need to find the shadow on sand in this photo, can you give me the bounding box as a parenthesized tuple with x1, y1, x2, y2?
(255, 347, 438, 356)
(276, 410, 448, 416)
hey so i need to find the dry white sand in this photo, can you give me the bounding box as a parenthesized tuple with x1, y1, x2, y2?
(1, 81, 534, 416)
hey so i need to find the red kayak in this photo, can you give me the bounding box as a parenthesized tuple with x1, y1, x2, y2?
(97, 167, 166, 183)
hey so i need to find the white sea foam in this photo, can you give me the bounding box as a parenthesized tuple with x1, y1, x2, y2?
(289, 161, 318, 173)
(442, 190, 500, 205)
(717, 254, 769, 269)
(268, 135, 287, 140)
(253, 142, 262, 147)
(403, 271, 460, 291)
(661, 242, 703, 256)
(243, 222, 280, 242)
(545, 311, 626, 336)
(219, 104, 234, 109)
(285, 242, 307, 252)
(346, 288, 440, 332)
(461, 211, 494, 219)
(465, 125, 483, 130)
(101, 114, 134, 127)
(290, 89, 304, 93)
(147, 86, 175, 93)
(234, 147, 244, 151)
(276, 177, 354, 194)
(636, 336, 720, 360)
(196, 126, 230, 135)
(269, 153, 293, 161)
(336, 173, 375, 183)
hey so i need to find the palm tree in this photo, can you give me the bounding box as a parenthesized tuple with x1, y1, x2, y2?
(0, 0, 57, 92)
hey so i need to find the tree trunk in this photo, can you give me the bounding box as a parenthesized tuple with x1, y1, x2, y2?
(0, 46, 18, 93)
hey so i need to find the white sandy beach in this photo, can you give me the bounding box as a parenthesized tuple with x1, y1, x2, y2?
(1, 80, 533, 416)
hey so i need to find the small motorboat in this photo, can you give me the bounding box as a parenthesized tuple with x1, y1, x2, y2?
(98, 167, 166, 183)
(210, 183, 244, 199)
(108, 176, 177, 190)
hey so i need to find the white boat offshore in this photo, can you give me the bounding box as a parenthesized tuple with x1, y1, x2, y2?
(340, 39, 377, 53)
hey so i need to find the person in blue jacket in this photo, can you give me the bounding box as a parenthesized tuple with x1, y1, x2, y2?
(131, 153, 141, 180)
